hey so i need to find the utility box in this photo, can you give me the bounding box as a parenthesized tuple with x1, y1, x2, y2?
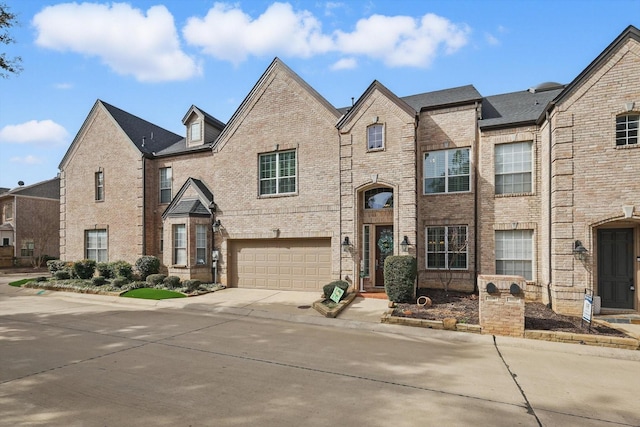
(478, 275, 526, 337)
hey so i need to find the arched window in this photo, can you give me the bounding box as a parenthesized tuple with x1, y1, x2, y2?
(364, 188, 393, 209)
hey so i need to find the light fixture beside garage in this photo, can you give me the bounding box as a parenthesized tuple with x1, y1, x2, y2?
(212, 220, 222, 233)
(342, 236, 351, 253)
(272, 228, 280, 238)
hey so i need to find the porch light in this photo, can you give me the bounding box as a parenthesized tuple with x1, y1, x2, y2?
(342, 236, 351, 253)
(400, 235, 410, 252)
(573, 240, 587, 261)
(212, 220, 221, 233)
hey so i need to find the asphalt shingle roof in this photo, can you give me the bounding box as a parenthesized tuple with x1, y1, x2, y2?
(479, 87, 564, 129)
(165, 199, 210, 217)
(4, 178, 60, 200)
(401, 85, 482, 111)
(101, 101, 184, 155)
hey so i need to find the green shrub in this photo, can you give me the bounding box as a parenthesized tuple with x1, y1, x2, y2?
(47, 259, 67, 275)
(34, 276, 47, 282)
(111, 260, 133, 280)
(322, 280, 350, 300)
(112, 277, 129, 288)
(183, 279, 201, 293)
(96, 262, 114, 279)
(383, 256, 417, 303)
(163, 275, 181, 288)
(146, 274, 166, 286)
(54, 270, 71, 280)
(135, 256, 161, 280)
(73, 259, 96, 280)
(91, 276, 107, 286)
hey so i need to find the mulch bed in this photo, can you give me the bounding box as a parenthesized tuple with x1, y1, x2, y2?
(392, 289, 627, 337)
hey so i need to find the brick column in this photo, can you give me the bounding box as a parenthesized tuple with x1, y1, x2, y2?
(478, 275, 526, 337)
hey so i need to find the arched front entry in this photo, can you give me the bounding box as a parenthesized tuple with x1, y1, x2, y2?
(358, 186, 394, 290)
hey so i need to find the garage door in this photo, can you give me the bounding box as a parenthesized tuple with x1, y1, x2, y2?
(229, 238, 332, 291)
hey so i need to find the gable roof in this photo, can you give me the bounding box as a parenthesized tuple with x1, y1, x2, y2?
(480, 86, 564, 130)
(182, 105, 226, 129)
(1, 178, 60, 200)
(100, 101, 184, 155)
(547, 25, 640, 113)
(401, 84, 482, 111)
(213, 58, 342, 151)
(162, 177, 214, 220)
(337, 80, 417, 129)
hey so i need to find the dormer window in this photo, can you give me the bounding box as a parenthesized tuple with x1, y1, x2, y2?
(190, 122, 202, 143)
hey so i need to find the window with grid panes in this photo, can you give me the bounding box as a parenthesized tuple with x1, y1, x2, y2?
(85, 229, 107, 262)
(259, 150, 296, 195)
(616, 114, 638, 146)
(424, 148, 470, 194)
(495, 230, 533, 280)
(196, 224, 207, 265)
(495, 142, 532, 194)
(367, 124, 384, 150)
(426, 226, 468, 269)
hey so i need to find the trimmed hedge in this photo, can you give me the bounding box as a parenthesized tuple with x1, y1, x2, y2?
(146, 274, 166, 286)
(47, 259, 67, 275)
(96, 262, 114, 279)
(322, 280, 350, 301)
(73, 259, 96, 280)
(163, 276, 181, 289)
(383, 255, 417, 303)
(91, 276, 107, 286)
(183, 279, 201, 293)
(111, 261, 133, 280)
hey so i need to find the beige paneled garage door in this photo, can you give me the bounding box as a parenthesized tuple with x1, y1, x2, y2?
(229, 238, 332, 291)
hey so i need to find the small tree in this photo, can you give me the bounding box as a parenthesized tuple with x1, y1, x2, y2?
(135, 256, 160, 280)
(0, 3, 22, 77)
(436, 226, 468, 296)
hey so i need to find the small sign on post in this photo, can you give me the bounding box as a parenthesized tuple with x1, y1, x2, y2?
(582, 290, 593, 330)
(330, 286, 345, 304)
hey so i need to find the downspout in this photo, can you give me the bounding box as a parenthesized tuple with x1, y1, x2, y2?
(12, 195, 17, 262)
(546, 110, 553, 309)
(141, 154, 146, 255)
(474, 102, 480, 293)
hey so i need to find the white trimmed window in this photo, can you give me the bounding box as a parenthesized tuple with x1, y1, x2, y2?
(4, 202, 12, 221)
(495, 142, 532, 194)
(191, 122, 201, 142)
(259, 150, 296, 196)
(173, 224, 186, 265)
(495, 230, 533, 280)
(95, 171, 104, 201)
(196, 224, 207, 265)
(160, 167, 172, 204)
(426, 225, 468, 269)
(616, 114, 638, 146)
(367, 124, 384, 150)
(85, 229, 107, 262)
(424, 148, 470, 194)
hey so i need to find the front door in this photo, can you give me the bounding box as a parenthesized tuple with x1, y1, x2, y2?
(375, 225, 393, 287)
(598, 228, 634, 309)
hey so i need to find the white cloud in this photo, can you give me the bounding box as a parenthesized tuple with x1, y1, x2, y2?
(334, 13, 470, 67)
(324, 2, 345, 16)
(10, 155, 44, 165)
(54, 82, 73, 90)
(331, 57, 357, 70)
(183, 2, 333, 65)
(33, 2, 201, 82)
(485, 32, 500, 46)
(0, 120, 69, 145)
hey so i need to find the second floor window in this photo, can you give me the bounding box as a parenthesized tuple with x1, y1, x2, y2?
(259, 150, 296, 196)
(367, 124, 384, 150)
(4, 202, 12, 221)
(616, 114, 638, 146)
(191, 122, 201, 142)
(495, 142, 532, 194)
(160, 167, 172, 204)
(95, 171, 104, 201)
(424, 148, 470, 194)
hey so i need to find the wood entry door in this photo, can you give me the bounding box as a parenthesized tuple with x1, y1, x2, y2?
(598, 228, 634, 309)
(375, 225, 394, 287)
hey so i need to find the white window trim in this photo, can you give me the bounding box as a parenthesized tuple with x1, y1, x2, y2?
(196, 224, 207, 265)
(258, 150, 297, 196)
(160, 167, 172, 204)
(423, 148, 471, 194)
(191, 121, 202, 142)
(494, 141, 533, 195)
(495, 229, 534, 281)
(86, 229, 108, 262)
(367, 123, 384, 151)
(173, 224, 187, 266)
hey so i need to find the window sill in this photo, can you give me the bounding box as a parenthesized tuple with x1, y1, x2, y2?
(494, 192, 535, 198)
(615, 143, 639, 150)
(423, 191, 472, 196)
(171, 265, 187, 269)
(367, 147, 385, 153)
(258, 192, 298, 199)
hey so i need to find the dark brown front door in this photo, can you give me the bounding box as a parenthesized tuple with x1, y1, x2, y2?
(375, 225, 393, 287)
(598, 228, 634, 309)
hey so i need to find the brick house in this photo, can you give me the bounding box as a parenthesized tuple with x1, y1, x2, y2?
(0, 178, 60, 267)
(59, 26, 639, 315)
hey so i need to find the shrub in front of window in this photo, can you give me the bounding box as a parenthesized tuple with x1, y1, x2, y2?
(135, 256, 161, 280)
(163, 275, 181, 289)
(91, 276, 107, 286)
(112, 277, 129, 288)
(383, 256, 417, 303)
(146, 274, 166, 286)
(322, 280, 350, 300)
(47, 259, 67, 275)
(73, 259, 97, 280)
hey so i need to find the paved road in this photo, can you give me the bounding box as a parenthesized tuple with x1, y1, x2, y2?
(1, 278, 639, 426)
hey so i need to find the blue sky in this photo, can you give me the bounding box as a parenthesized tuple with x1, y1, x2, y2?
(0, 0, 638, 189)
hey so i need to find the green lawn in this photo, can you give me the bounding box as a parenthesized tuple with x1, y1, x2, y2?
(8, 278, 32, 287)
(120, 288, 187, 300)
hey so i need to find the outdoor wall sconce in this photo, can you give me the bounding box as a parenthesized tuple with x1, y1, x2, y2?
(342, 236, 351, 253)
(212, 220, 222, 233)
(510, 283, 521, 295)
(400, 235, 410, 252)
(486, 282, 498, 294)
(573, 240, 588, 261)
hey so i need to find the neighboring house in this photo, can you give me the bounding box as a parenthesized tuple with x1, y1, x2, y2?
(0, 178, 60, 267)
(59, 26, 640, 316)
